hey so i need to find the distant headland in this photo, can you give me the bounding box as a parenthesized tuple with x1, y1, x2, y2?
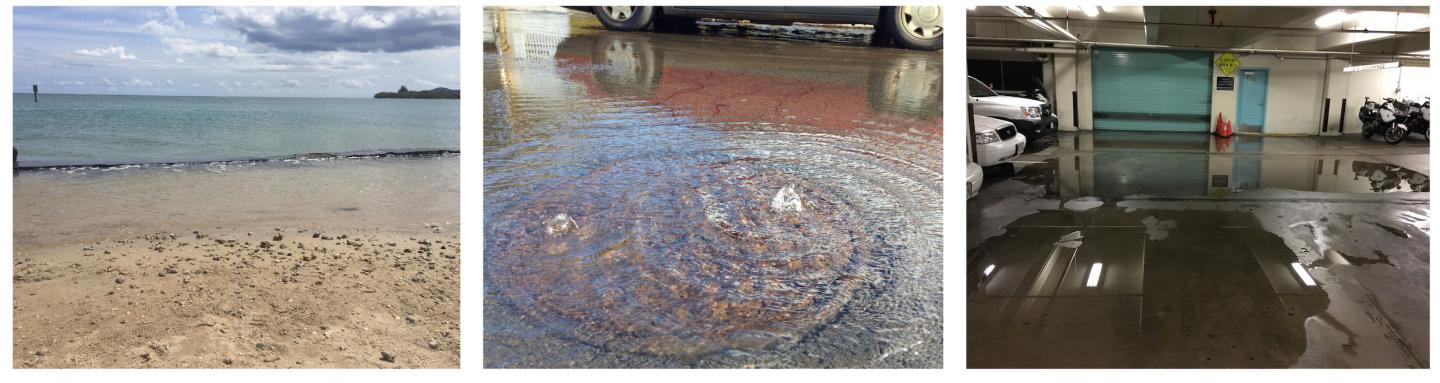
(374, 86, 460, 99)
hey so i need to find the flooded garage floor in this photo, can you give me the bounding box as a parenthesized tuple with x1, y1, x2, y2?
(484, 8, 941, 368)
(969, 131, 1428, 368)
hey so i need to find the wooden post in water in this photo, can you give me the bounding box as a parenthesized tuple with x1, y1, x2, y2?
(32, 85, 38, 102)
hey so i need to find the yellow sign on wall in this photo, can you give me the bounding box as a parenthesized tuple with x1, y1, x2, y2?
(1216, 52, 1241, 76)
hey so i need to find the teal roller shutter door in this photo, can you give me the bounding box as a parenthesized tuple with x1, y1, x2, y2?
(1092, 49, 1212, 132)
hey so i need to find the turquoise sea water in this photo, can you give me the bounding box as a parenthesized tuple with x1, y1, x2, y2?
(12, 94, 460, 167)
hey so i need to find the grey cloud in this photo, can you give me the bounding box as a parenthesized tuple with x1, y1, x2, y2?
(207, 7, 459, 53)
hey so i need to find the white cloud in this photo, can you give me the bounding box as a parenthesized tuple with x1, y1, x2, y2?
(337, 78, 373, 88)
(74, 46, 136, 59)
(206, 7, 459, 53)
(53, 80, 85, 86)
(101, 77, 114, 85)
(166, 79, 175, 86)
(175, 58, 185, 64)
(283, 79, 302, 87)
(408, 77, 442, 89)
(164, 38, 241, 59)
(139, 6, 187, 35)
(121, 78, 154, 87)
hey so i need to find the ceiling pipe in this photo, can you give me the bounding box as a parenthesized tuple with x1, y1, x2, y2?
(968, 46, 1083, 55)
(968, 15, 1431, 35)
(968, 36, 1431, 60)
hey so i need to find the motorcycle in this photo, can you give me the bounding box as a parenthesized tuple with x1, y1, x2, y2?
(1407, 97, 1430, 141)
(1359, 97, 1381, 139)
(1379, 98, 1411, 145)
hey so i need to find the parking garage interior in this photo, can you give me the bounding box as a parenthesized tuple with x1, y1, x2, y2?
(967, 6, 1429, 369)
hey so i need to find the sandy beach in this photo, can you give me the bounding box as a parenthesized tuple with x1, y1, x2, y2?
(13, 156, 460, 368)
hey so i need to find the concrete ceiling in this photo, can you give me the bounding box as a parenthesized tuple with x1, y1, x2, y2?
(968, 6, 1429, 56)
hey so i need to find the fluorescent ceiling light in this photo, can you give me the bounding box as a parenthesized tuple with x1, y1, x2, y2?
(968, 6, 977, 11)
(1101, 6, 1119, 13)
(1003, 5, 1081, 42)
(1343, 62, 1400, 72)
(1086, 262, 1103, 287)
(1315, 10, 1346, 28)
(983, 264, 996, 276)
(1081, 6, 1100, 17)
(1290, 262, 1317, 286)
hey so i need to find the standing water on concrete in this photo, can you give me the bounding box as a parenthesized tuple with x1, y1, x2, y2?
(969, 131, 1428, 368)
(484, 7, 942, 367)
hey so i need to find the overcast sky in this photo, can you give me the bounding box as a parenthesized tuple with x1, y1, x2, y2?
(13, 6, 460, 98)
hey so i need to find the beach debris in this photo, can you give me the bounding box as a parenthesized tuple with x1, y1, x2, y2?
(428, 340, 440, 350)
(771, 184, 804, 213)
(255, 343, 271, 351)
(379, 351, 396, 363)
(273, 234, 284, 241)
(115, 276, 126, 284)
(259, 241, 273, 249)
(411, 273, 428, 283)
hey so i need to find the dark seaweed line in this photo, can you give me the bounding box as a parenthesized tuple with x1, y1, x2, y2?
(16, 149, 460, 172)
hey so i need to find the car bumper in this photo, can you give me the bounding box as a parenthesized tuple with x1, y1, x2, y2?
(1006, 115, 1058, 139)
(967, 163, 984, 198)
(975, 135, 1027, 167)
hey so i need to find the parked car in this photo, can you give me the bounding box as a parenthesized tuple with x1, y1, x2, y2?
(969, 76, 1055, 145)
(967, 161, 983, 198)
(564, 6, 943, 50)
(971, 115, 1026, 167)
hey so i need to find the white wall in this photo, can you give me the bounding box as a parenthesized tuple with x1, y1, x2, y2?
(1208, 53, 1328, 135)
(1076, 51, 1094, 130)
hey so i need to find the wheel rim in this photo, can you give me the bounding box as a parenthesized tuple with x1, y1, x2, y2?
(605, 39, 640, 81)
(602, 6, 635, 21)
(1387, 127, 1405, 142)
(899, 6, 944, 40)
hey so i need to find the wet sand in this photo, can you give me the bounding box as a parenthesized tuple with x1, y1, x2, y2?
(13, 156, 460, 368)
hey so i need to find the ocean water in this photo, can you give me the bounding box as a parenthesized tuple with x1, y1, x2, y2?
(12, 93, 460, 167)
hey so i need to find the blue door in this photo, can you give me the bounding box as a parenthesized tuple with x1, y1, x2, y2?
(1236, 69, 1269, 132)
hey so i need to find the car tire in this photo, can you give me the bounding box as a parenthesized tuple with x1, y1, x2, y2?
(879, 6, 943, 51)
(593, 6, 656, 32)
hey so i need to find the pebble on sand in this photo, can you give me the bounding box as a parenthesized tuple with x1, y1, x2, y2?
(380, 351, 396, 363)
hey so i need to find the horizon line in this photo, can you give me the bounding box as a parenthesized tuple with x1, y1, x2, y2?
(10, 91, 461, 100)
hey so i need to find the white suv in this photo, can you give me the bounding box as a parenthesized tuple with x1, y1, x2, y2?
(968, 76, 1055, 145)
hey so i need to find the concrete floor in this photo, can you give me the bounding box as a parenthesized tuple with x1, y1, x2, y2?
(969, 131, 1429, 368)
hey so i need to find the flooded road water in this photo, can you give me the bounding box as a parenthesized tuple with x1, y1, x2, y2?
(484, 7, 942, 367)
(969, 131, 1429, 368)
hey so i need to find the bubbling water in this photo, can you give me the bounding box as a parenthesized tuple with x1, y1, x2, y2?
(489, 155, 874, 357)
(486, 121, 942, 360)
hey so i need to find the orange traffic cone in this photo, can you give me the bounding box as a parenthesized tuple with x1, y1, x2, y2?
(1215, 112, 1225, 136)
